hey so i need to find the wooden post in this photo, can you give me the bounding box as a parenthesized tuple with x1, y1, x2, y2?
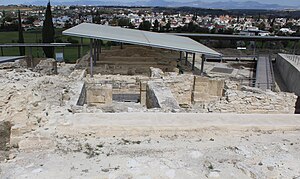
(90, 39, 93, 77)
(192, 53, 195, 71)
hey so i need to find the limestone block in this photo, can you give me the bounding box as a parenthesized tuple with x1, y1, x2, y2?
(86, 84, 112, 105)
(146, 80, 180, 111)
(193, 76, 224, 103)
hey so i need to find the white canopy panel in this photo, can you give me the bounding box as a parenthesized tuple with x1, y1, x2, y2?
(63, 23, 221, 57)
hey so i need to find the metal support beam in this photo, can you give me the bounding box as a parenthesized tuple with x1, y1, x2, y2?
(99, 40, 102, 53)
(93, 39, 97, 65)
(179, 51, 183, 65)
(77, 45, 80, 58)
(90, 39, 93, 77)
(200, 54, 205, 76)
(96, 40, 99, 61)
(80, 37, 83, 58)
(185, 52, 188, 66)
(29, 46, 33, 68)
(253, 41, 256, 58)
(98, 40, 100, 60)
(192, 53, 195, 71)
(62, 47, 65, 61)
(95, 40, 99, 62)
(293, 41, 297, 55)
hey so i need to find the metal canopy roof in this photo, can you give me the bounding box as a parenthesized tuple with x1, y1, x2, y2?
(0, 43, 71, 47)
(63, 23, 221, 57)
(0, 56, 25, 63)
(171, 33, 300, 41)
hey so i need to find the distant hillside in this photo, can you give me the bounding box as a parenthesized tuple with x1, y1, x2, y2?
(24, 0, 296, 10)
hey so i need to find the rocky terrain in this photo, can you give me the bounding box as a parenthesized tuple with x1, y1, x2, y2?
(0, 58, 299, 178)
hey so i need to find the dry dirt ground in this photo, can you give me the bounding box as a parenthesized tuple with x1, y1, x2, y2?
(0, 60, 299, 179)
(1, 129, 300, 179)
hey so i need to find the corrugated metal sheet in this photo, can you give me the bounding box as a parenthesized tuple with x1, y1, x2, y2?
(63, 23, 221, 56)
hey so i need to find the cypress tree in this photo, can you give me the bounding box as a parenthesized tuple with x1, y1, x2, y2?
(42, 1, 55, 58)
(17, 10, 25, 56)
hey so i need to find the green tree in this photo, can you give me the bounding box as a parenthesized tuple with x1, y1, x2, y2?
(192, 13, 197, 21)
(1, 10, 5, 28)
(118, 18, 130, 27)
(139, 19, 151, 31)
(164, 21, 171, 32)
(42, 1, 55, 58)
(26, 16, 37, 24)
(258, 22, 266, 31)
(153, 19, 159, 32)
(17, 10, 25, 56)
(187, 21, 196, 32)
(128, 22, 135, 29)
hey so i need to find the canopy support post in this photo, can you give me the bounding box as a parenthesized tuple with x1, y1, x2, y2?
(93, 39, 96, 65)
(80, 37, 83, 58)
(179, 51, 183, 65)
(192, 53, 195, 71)
(96, 40, 99, 61)
(90, 39, 93, 77)
(185, 52, 188, 66)
(29, 46, 33, 68)
(200, 54, 205, 76)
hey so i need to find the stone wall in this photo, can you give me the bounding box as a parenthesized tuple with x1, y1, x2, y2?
(276, 54, 300, 96)
(192, 76, 224, 103)
(140, 81, 147, 106)
(163, 73, 194, 107)
(77, 46, 178, 76)
(86, 83, 112, 106)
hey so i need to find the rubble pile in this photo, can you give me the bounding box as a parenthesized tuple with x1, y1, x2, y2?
(208, 81, 297, 113)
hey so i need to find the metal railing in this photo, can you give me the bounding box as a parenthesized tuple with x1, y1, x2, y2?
(240, 78, 276, 91)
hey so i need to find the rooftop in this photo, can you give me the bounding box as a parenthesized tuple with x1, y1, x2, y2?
(62, 23, 221, 57)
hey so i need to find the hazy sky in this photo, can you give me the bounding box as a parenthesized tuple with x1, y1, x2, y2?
(1, 0, 300, 6)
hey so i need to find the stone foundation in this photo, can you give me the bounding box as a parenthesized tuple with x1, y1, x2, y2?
(86, 83, 113, 106)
